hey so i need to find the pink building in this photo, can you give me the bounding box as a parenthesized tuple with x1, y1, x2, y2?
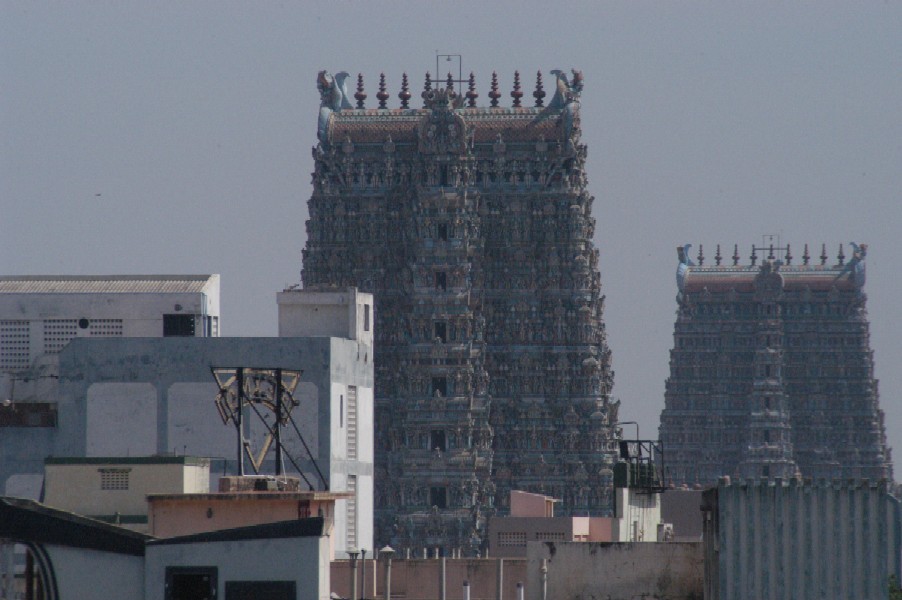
(148, 476, 351, 559)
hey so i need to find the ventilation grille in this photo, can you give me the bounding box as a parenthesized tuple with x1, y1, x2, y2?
(43, 319, 77, 354)
(0, 321, 30, 370)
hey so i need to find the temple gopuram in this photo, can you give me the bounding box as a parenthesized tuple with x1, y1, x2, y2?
(660, 242, 893, 485)
(301, 69, 618, 554)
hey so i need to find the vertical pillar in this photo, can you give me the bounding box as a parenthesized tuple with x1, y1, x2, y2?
(496, 558, 504, 600)
(439, 556, 447, 600)
(361, 548, 367, 600)
(236, 368, 245, 475)
(516, 582, 524, 600)
(381, 546, 394, 600)
(274, 368, 283, 475)
(540, 559, 548, 600)
(349, 550, 359, 600)
(463, 581, 471, 600)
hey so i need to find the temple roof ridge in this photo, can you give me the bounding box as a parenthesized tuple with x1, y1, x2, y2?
(675, 242, 868, 292)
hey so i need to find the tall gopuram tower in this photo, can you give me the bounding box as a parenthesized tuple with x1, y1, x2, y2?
(660, 242, 893, 485)
(301, 69, 618, 554)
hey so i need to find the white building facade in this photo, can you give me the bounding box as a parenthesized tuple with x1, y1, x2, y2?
(0, 274, 220, 399)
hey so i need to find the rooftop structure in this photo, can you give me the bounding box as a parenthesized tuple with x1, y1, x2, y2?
(43, 455, 211, 533)
(301, 69, 618, 553)
(0, 274, 220, 403)
(659, 242, 892, 484)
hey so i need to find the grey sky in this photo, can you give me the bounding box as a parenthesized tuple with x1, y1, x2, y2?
(3, 2, 901, 457)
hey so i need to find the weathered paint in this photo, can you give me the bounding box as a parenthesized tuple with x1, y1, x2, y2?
(703, 477, 902, 600)
(526, 541, 703, 600)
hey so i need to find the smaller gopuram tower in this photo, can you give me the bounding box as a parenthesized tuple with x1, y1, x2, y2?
(660, 242, 892, 485)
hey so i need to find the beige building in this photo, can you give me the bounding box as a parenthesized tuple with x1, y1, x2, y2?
(43, 455, 210, 532)
(489, 491, 613, 558)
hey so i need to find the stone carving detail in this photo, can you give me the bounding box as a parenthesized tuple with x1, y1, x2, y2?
(418, 88, 469, 155)
(316, 70, 352, 143)
(660, 245, 892, 486)
(302, 70, 617, 555)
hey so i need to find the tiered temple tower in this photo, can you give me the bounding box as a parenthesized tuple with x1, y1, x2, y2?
(660, 242, 893, 485)
(301, 69, 618, 553)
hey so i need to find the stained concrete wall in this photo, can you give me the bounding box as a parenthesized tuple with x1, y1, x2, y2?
(146, 534, 330, 600)
(331, 557, 528, 600)
(46, 545, 144, 600)
(526, 541, 703, 600)
(704, 477, 902, 600)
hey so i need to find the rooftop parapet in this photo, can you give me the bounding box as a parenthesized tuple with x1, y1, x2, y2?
(316, 69, 585, 148)
(675, 242, 867, 293)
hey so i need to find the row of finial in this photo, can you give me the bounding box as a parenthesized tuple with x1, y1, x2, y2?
(350, 71, 549, 110)
(695, 243, 850, 267)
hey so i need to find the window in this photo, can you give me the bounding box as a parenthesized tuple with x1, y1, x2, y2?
(430, 430, 446, 452)
(100, 468, 130, 490)
(429, 486, 447, 509)
(346, 387, 358, 460)
(435, 271, 447, 290)
(163, 314, 195, 337)
(498, 532, 527, 547)
(431, 377, 447, 397)
(437, 223, 448, 240)
(364, 304, 370, 332)
(434, 321, 447, 343)
(346, 475, 358, 549)
(226, 581, 296, 600)
(166, 567, 217, 600)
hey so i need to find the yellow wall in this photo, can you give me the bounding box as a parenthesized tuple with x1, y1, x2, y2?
(43, 460, 210, 523)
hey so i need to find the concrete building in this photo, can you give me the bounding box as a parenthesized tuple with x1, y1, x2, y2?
(146, 519, 331, 600)
(0, 274, 220, 374)
(0, 496, 332, 600)
(0, 274, 221, 493)
(489, 491, 611, 558)
(148, 476, 351, 559)
(0, 285, 374, 558)
(702, 477, 902, 600)
(611, 486, 661, 543)
(488, 487, 663, 557)
(302, 69, 619, 552)
(43, 455, 211, 532)
(0, 496, 149, 600)
(660, 244, 892, 485)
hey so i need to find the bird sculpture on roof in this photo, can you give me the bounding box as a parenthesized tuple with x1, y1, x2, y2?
(316, 70, 352, 143)
(835, 242, 867, 288)
(531, 69, 584, 144)
(676, 244, 694, 293)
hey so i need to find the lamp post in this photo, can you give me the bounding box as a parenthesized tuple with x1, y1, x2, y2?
(360, 548, 367, 600)
(348, 549, 359, 600)
(380, 545, 395, 600)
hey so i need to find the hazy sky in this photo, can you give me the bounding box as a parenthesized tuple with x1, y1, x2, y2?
(3, 3, 901, 458)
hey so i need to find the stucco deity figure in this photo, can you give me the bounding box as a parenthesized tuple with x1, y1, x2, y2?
(317, 70, 352, 142)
